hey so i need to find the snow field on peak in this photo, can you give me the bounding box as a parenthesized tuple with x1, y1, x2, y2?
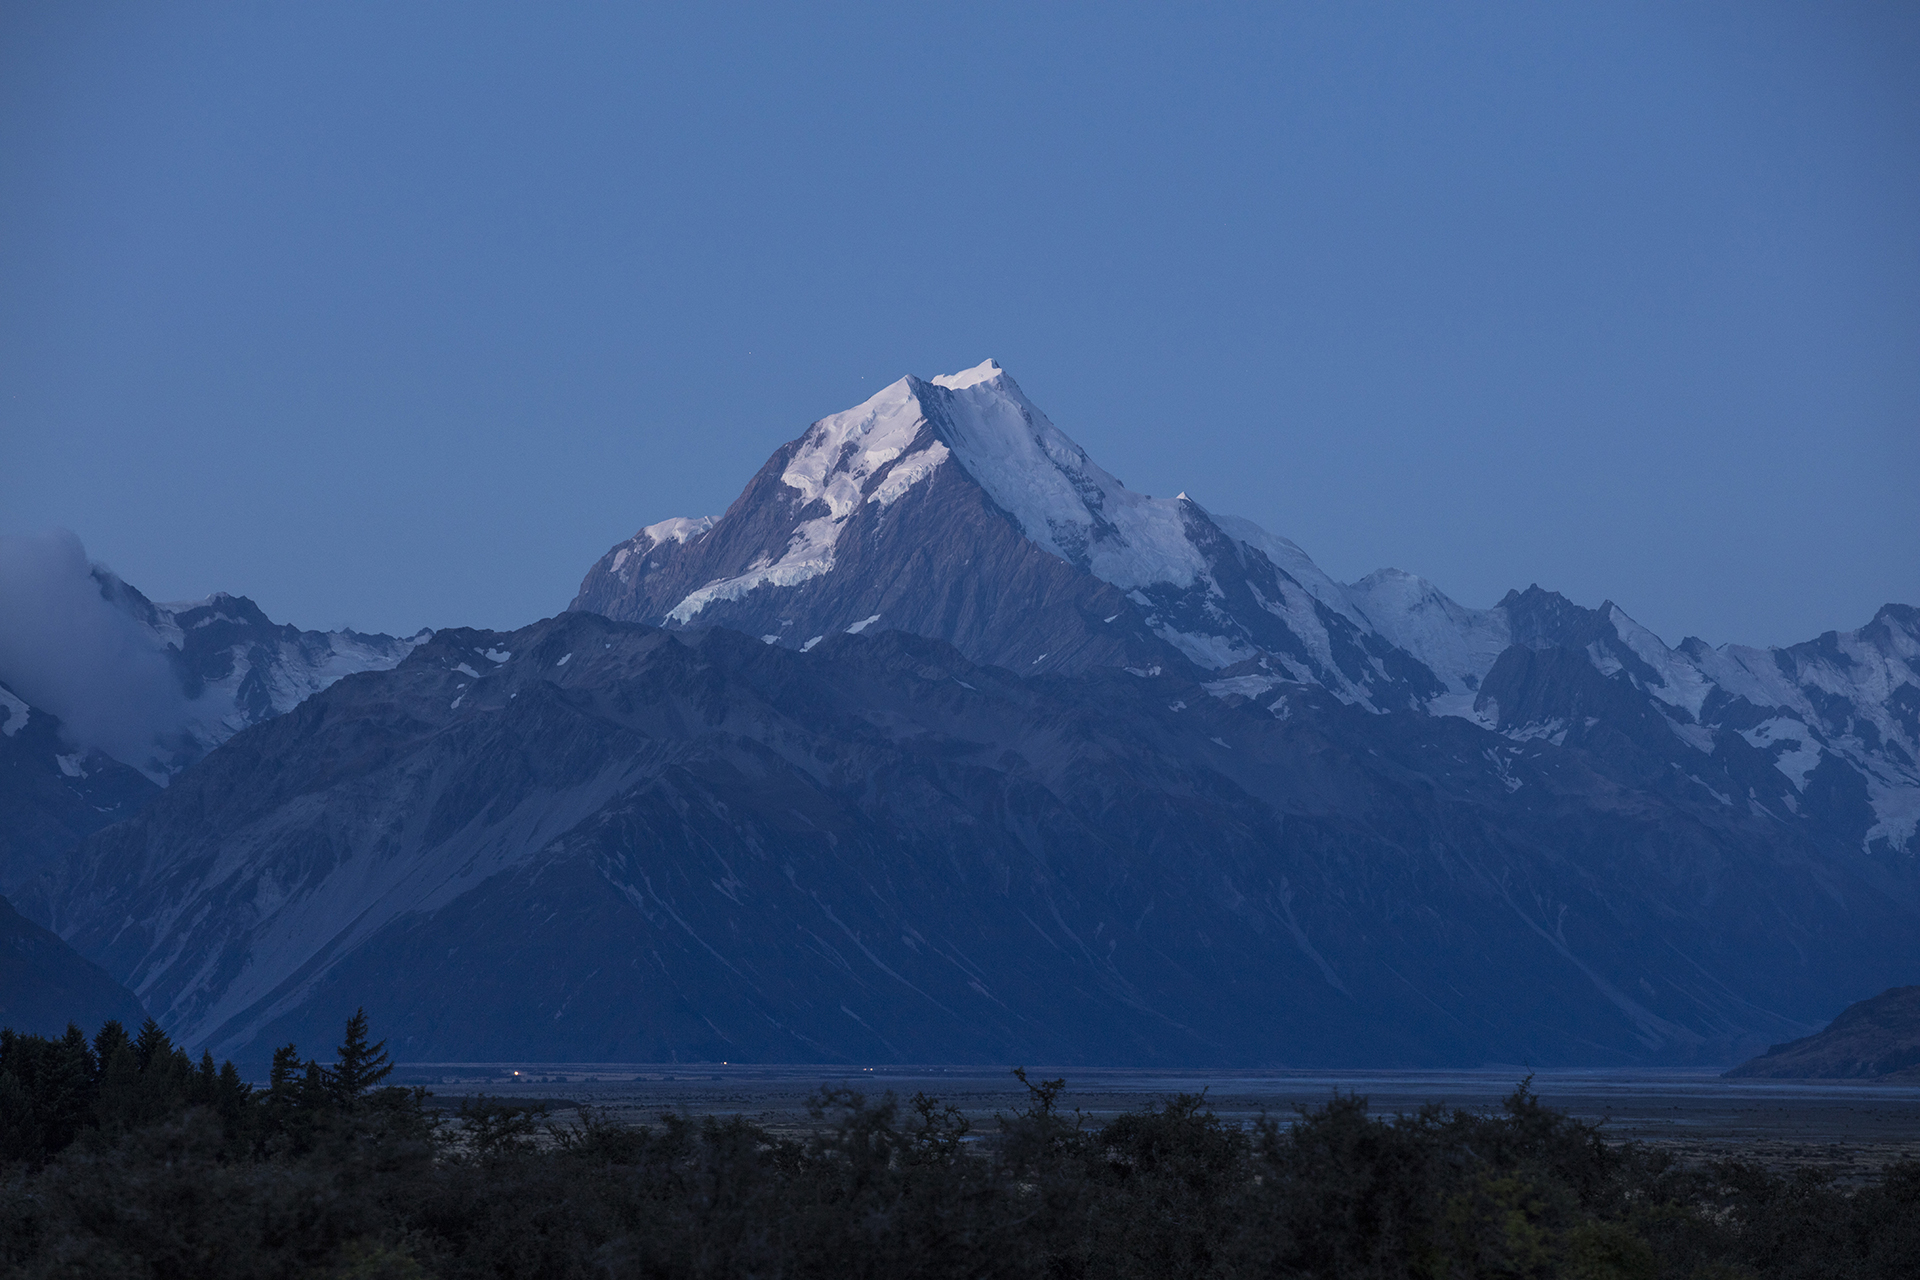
(930, 357, 1007, 390)
(868, 443, 949, 507)
(781, 377, 930, 515)
(644, 516, 716, 546)
(666, 377, 951, 624)
(927, 364, 1211, 592)
(611, 517, 715, 577)
(666, 515, 844, 624)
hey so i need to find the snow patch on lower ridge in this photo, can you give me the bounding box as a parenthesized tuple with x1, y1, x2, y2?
(1866, 775, 1920, 854)
(1346, 568, 1511, 698)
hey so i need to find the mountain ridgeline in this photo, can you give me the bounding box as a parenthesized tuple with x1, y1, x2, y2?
(16, 360, 1920, 1068)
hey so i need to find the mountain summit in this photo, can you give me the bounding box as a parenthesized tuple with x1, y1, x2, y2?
(575, 360, 1455, 707)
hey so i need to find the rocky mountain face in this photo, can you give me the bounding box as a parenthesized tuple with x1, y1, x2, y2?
(0, 569, 425, 890)
(1725, 986, 1920, 1080)
(26, 612, 1920, 1068)
(576, 361, 1919, 867)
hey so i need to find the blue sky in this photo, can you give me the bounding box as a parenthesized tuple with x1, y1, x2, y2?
(3, 2, 1914, 646)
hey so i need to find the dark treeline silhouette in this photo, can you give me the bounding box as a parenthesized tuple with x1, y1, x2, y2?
(1, 1007, 404, 1166)
(2, 1019, 1917, 1278)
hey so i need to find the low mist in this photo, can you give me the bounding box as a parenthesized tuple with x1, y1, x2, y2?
(0, 529, 186, 771)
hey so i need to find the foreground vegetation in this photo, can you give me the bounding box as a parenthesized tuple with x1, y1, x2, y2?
(2, 1017, 1916, 1278)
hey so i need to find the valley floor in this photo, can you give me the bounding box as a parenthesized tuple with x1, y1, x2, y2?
(399, 1065, 1920, 1183)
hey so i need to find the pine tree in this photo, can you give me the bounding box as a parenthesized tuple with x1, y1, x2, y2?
(191, 1048, 218, 1107)
(216, 1058, 251, 1125)
(131, 1017, 171, 1071)
(299, 1058, 329, 1113)
(326, 1008, 392, 1106)
(91, 1019, 129, 1074)
(269, 1042, 302, 1094)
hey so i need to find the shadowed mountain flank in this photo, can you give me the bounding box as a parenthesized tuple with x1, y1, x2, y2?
(27, 611, 1918, 1068)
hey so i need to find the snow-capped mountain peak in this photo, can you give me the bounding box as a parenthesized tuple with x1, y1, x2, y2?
(575, 361, 1462, 705)
(571, 362, 1916, 858)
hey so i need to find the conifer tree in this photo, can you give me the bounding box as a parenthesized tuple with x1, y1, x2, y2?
(299, 1058, 329, 1113)
(131, 1017, 170, 1071)
(326, 1007, 393, 1106)
(91, 1019, 129, 1072)
(269, 1042, 302, 1094)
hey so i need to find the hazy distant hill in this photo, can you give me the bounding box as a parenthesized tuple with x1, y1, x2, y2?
(0, 569, 425, 892)
(1725, 986, 1920, 1080)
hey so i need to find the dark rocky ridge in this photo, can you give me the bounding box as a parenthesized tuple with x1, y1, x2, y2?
(27, 612, 1919, 1068)
(0, 893, 146, 1038)
(1725, 986, 1920, 1080)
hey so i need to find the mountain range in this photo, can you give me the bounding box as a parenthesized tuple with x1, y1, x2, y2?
(1, 571, 422, 893)
(9, 361, 1918, 1068)
(577, 361, 1918, 867)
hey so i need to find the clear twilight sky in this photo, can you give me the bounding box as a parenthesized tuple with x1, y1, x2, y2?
(2, 3, 1914, 647)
